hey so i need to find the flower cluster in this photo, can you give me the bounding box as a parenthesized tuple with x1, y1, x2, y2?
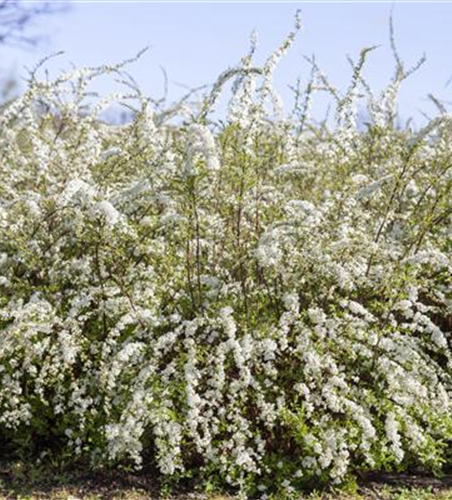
(1, 15, 452, 498)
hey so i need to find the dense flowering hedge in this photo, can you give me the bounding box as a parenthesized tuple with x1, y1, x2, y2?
(2, 15, 452, 497)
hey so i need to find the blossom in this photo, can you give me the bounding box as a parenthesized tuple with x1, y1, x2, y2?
(1, 19, 452, 496)
(93, 200, 121, 226)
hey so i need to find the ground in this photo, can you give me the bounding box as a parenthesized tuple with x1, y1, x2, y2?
(3, 467, 452, 500)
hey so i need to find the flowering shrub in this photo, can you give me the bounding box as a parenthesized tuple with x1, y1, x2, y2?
(2, 14, 452, 497)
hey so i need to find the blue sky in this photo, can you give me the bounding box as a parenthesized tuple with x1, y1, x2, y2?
(2, 1, 452, 124)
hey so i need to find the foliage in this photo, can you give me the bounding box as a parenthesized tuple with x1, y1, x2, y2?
(1, 13, 452, 498)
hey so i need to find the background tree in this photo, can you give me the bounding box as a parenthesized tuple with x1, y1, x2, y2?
(0, 0, 65, 48)
(0, 0, 68, 106)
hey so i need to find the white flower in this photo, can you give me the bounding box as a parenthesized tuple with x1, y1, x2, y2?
(93, 200, 121, 226)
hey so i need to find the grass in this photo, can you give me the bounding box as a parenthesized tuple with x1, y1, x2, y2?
(3, 465, 452, 500)
(2, 487, 452, 500)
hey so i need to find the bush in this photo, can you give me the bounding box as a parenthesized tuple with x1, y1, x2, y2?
(1, 13, 452, 497)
